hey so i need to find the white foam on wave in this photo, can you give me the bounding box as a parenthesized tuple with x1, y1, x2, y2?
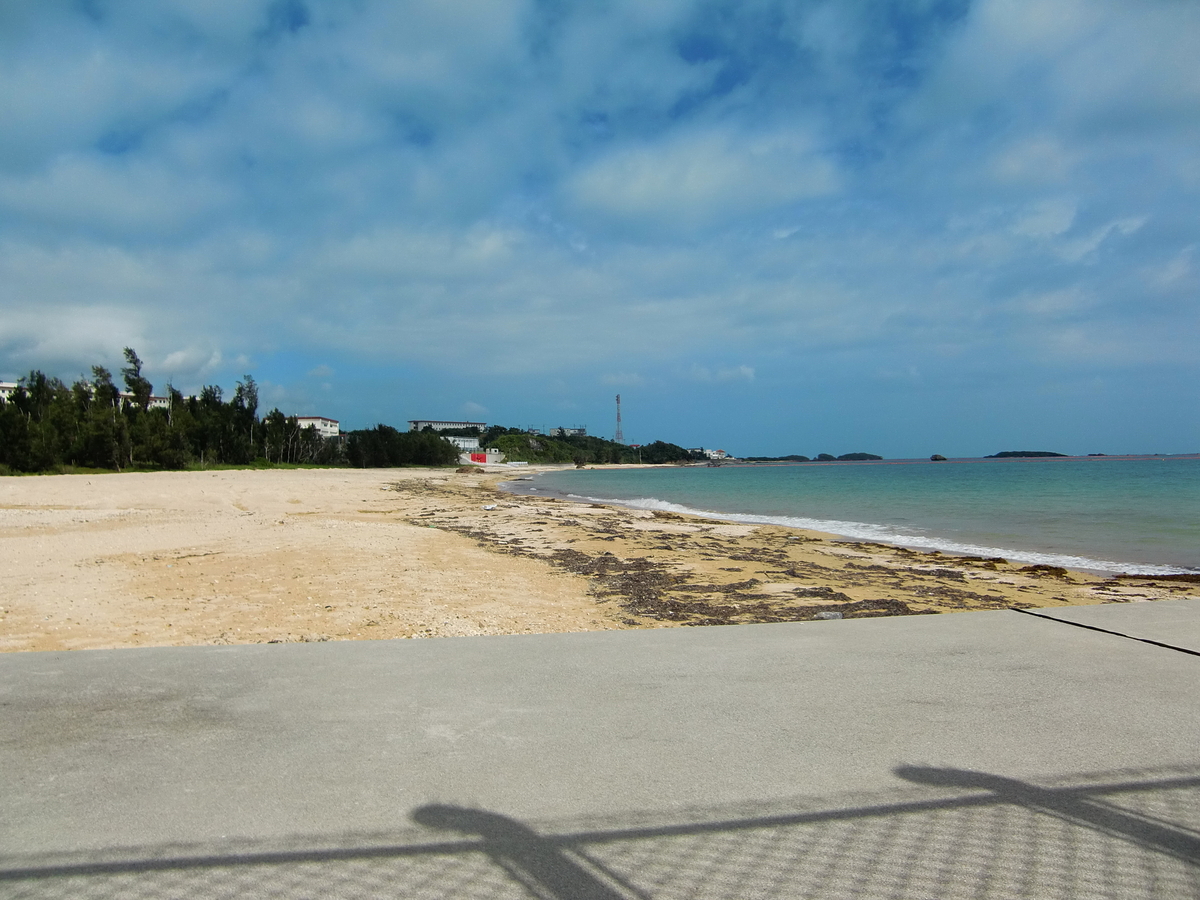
(561, 493, 1196, 576)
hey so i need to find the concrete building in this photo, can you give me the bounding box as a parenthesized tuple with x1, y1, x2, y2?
(550, 426, 587, 437)
(460, 448, 506, 465)
(296, 417, 340, 439)
(408, 419, 487, 433)
(1, 382, 173, 410)
(118, 391, 171, 410)
(444, 436, 480, 452)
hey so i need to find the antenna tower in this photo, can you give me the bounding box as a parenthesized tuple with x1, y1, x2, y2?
(614, 394, 624, 444)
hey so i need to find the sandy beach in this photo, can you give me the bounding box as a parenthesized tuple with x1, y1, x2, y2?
(1, 466, 1195, 653)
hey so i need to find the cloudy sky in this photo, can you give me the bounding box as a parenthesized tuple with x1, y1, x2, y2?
(1, 0, 1197, 457)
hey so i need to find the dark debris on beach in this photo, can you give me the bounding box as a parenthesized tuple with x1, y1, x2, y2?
(389, 477, 1190, 628)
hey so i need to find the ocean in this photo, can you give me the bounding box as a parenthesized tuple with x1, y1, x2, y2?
(515, 456, 1200, 575)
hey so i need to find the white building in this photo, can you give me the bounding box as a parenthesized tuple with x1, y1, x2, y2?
(459, 448, 506, 465)
(550, 426, 587, 437)
(118, 391, 171, 410)
(0, 382, 171, 410)
(424, 429, 505, 463)
(296, 416, 340, 439)
(408, 419, 487, 432)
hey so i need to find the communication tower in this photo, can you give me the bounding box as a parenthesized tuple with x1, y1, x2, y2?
(614, 394, 624, 444)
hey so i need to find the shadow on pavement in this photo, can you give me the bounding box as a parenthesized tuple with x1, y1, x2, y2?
(895, 765, 1200, 866)
(4, 764, 1199, 899)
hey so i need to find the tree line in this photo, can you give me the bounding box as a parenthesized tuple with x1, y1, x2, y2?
(0, 348, 343, 473)
(1, 349, 702, 473)
(465, 427, 701, 466)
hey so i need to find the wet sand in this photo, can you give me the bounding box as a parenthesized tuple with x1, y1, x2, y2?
(1, 466, 1195, 652)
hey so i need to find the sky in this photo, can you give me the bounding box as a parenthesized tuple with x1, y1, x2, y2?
(1, 0, 1197, 458)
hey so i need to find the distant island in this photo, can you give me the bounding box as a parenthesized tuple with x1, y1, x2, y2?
(743, 452, 883, 462)
(985, 451, 1068, 459)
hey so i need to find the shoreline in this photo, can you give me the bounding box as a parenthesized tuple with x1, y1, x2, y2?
(510, 464, 1199, 577)
(1, 466, 1196, 652)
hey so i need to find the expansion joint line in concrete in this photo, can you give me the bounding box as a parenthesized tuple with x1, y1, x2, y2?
(1010, 607, 1200, 658)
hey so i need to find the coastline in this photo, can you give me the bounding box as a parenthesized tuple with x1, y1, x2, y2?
(516, 460, 1200, 576)
(1, 466, 1195, 652)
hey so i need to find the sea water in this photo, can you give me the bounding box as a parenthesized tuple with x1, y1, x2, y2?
(519, 457, 1200, 575)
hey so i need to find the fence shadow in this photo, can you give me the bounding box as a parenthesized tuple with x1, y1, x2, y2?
(4, 764, 1199, 899)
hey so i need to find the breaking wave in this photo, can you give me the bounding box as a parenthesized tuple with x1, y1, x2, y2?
(556, 492, 1197, 577)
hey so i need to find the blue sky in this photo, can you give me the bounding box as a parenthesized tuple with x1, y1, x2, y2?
(1, 0, 1197, 457)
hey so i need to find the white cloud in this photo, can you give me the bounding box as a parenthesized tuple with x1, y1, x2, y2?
(566, 127, 839, 230)
(0, 153, 235, 234)
(1011, 199, 1077, 239)
(159, 348, 226, 382)
(0, 1, 1196, 450)
(1058, 216, 1146, 263)
(1143, 246, 1194, 290)
(688, 364, 755, 383)
(990, 137, 1078, 185)
(1005, 287, 1092, 318)
(0, 304, 143, 379)
(601, 373, 645, 387)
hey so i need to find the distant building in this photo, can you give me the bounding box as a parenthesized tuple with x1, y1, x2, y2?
(296, 416, 340, 439)
(1, 382, 174, 410)
(445, 436, 480, 451)
(461, 448, 506, 465)
(550, 426, 587, 437)
(408, 419, 487, 432)
(703, 449, 730, 460)
(118, 391, 170, 410)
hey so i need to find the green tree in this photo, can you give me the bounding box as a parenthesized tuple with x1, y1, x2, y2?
(636, 440, 694, 464)
(120, 347, 153, 413)
(0, 383, 32, 470)
(345, 425, 457, 467)
(262, 408, 293, 463)
(157, 385, 194, 468)
(232, 375, 259, 461)
(121, 348, 158, 467)
(188, 385, 226, 465)
(492, 433, 575, 463)
(7, 371, 73, 470)
(75, 366, 129, 469)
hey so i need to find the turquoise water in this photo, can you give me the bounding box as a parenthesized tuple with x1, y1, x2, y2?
(519, 457, 1200, 575)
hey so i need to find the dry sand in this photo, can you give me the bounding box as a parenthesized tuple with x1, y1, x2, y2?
(2, 466, 1194, 652)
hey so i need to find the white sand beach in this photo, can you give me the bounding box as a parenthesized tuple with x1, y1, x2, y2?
(1, 467, 1192, 652)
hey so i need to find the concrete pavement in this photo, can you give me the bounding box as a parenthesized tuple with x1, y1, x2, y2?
(2, 602, 1198, 898)
(1024, 595, 1200, 654)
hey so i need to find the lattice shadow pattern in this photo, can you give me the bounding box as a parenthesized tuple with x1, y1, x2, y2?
(4, 764, 1199, 899)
